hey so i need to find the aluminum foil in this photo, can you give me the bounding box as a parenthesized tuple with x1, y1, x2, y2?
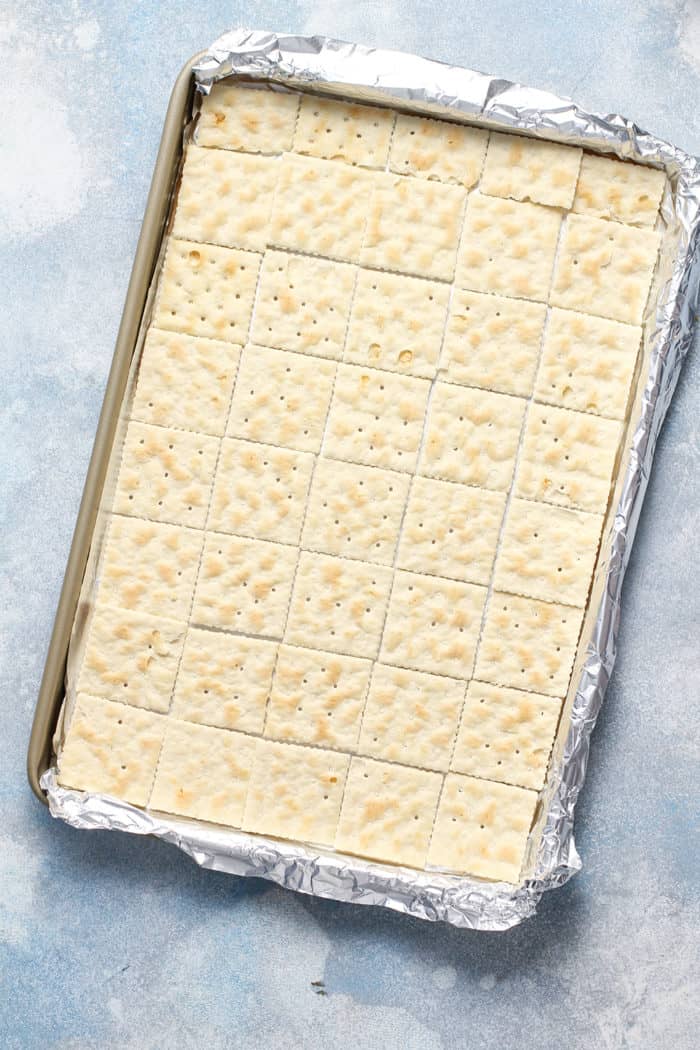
(43, 29, 700, 930)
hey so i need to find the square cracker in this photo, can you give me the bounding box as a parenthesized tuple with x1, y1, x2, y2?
(481, 132, 582, 209)
(572, 153, 665, 226)
(227, 344, 336, 453)
(98, 516, 202, 622)
(550, 214, 661, 325)
(269, 153, 371, 263)
(250, 250, 355, 361)
(209, 437, 314, 545)
(77, 604, 185, 713)
(475, 591, 583, 697)
(535, 307, 641, 419)
(495, 498, 603, 607)
(452, 680, 562, 791)
(301, 458, 410, 566)
(427, 773, 537, 882)
(172, 146, 279, 253)
(131, 328, 240, 437)
(293, 95, 394, 168)
(358, 664, 466, 773)
(515, 402, 622, 514)
(58, 694, 163, 807)
(360, 172, 466, 281)
(285, 551, 393, 659)
(336, 756, 442, 869)
(380, 569, 487, 679)
(192, 533, 298, 637)
(171, 626, 278, 733)
(196, 82, 299, 153)
(324, 364, 430, 473)
(396, 476, 505, 585)
(265, 644, 372, 750)
(114, 420, 219, 530)
(389, 113, 488, 188)
(154, 239, 260, 344)
(420, 382, 526, 491)
(440, 289, 547, 398)
(150, 719, 255, 826)
(455, 192, 561, 301)
(344, 268, 450, 379)
(243, 739, 349, 847)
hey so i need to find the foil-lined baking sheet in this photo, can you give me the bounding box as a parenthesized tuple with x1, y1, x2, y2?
(43, 29, 700, 930)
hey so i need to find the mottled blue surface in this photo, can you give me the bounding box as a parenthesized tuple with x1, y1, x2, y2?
(2, 2, 699, 1047)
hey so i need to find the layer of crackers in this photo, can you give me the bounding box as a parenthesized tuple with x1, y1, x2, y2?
(58, 82, 665, 884)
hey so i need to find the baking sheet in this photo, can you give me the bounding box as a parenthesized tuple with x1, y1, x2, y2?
(41, 29, 700, 929)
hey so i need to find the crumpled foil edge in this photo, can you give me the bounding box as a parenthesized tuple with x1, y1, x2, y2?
(43, 29, 700, 931)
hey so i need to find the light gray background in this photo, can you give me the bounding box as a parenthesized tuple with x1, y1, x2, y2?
(1, 2, 698, 1048)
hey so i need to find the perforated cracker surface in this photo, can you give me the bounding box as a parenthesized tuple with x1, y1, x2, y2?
(551, 214, 661, 325)
(154, 238, 260, 343)
(456, 192, 561, 301)
(196, 82, 299, 153)
(361, 172, 466, 281)
(572, 153, 665, 226)
(293, 95, 394, 168)
(389, 113, 488, 187)
(481, 132, 582, 209)
(61, 82, 661, 882)
(173, 146, 279, 252)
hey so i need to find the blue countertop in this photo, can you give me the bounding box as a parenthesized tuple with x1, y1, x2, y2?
(1, 2, 698, 1047)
